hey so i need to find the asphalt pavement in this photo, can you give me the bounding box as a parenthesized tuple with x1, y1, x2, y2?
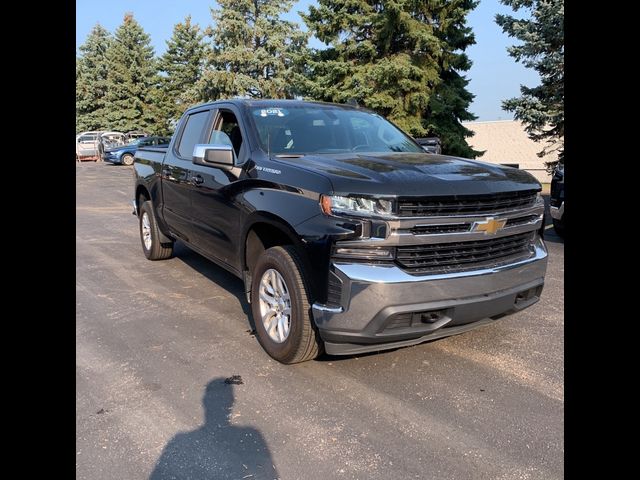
(76, 162, 564, 480)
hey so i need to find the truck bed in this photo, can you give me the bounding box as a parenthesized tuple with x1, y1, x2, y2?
(135, 146, 168, 165)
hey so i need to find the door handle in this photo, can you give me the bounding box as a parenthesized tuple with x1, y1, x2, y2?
(191, 174, 204, 185)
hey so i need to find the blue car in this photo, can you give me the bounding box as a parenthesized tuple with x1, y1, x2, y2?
(104, 136, 171, 166)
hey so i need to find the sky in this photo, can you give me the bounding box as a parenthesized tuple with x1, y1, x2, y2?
(76, 0, 539, 121)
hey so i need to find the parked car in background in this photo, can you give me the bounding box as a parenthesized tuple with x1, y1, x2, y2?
(100, 131, 126, 150)
(549, 162, 564, 236)
(104, 136, 171, 165)
(76, 131, 103, 162)
(414, 137, 442, 154)
(125, 131, 149, 142)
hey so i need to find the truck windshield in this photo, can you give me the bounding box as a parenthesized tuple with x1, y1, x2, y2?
(249, 105, 424, 155)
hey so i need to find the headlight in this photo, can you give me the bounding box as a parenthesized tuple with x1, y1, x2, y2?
(535, 191, 544, 205)
(320, 194, 394, 217)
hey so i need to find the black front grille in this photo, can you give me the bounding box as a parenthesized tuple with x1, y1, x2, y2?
(409, 214, 540, 236)
(410, 224, 470, 235)
(398, 190, 538, 217)
(396, 232, 535, 275)
(506, 214, 540, 227)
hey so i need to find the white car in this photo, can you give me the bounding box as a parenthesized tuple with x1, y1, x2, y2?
(76, 131, 102, 162)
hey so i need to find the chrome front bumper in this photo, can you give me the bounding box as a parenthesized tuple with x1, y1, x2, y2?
(312, 238, 548, 355)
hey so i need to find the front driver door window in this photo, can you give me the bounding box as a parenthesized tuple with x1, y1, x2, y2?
(210, 110, 245, 162)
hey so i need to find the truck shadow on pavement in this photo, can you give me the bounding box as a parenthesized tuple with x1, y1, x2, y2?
(149, 377, 278, 480)
(172, 242, 255, 327)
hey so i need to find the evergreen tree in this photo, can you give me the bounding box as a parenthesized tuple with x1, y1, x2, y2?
(302, 0, 481, 157)
(196, 0, 307, 101)
(422, 1, 482, 158)
(497, 0, 564, 164)
(76, 24, 111, 132)
(301, 0, 442, 135)
(104, 13, 159, 133)
(157, 16, 207, 127)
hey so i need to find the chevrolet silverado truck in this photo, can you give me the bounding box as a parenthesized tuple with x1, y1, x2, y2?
(132, 100, 548, 364)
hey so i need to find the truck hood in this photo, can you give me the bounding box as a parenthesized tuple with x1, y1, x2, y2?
(274, 152, 539, 196)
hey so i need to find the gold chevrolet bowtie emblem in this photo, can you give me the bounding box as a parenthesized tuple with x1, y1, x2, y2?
(472, 217, 507, 235)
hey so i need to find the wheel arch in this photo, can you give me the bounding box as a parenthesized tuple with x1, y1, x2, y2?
(242, 213, 303, 273)
(241, 212, 320, 301)
(135, 185, 151, 215)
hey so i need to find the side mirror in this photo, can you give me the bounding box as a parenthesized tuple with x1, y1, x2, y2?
(192, 144, 234, 169)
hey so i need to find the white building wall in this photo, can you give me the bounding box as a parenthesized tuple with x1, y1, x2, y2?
(463, 120, 555, 183)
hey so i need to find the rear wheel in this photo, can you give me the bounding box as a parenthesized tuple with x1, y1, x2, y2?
(251, 246, 322, 364)
(122, 153, 134, 166)
(139, 200, 174, 260)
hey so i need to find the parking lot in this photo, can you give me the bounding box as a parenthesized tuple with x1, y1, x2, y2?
(76, 162, 564, 479)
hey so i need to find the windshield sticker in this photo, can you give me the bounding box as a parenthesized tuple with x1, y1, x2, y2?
(254, 108, 287, 117)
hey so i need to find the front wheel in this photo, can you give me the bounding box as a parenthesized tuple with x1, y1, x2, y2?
(139, 200, 174, 260)
(251, 246, 322, 364)
(122, 153, 134, 166)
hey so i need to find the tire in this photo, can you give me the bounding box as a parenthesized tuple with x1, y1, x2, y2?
(251, 246, 322, 364)
(553, 218, 564, 237)
(139, 200, 174, 260)
(122, 153, 134, 166)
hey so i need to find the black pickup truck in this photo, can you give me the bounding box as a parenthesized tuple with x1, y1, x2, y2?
(133, 99, 548, 364)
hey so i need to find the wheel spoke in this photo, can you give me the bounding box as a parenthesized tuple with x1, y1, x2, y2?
(264, 279, 275, 295)
(275, 274, 286, 296)
(262, 307, 277, 321)
(265, 316, 278, 337)
(277, 317, 286, 342)
(259, 290, 276, 305)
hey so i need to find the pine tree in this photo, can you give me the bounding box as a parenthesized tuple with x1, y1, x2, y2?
(157, 16, 207, 128)
(104, 13, 159, 133)
(76, 24, 111, 132)
(422, 1, 482, 158)
(302, 1, 481, 155)
(497, 0, 564, 164)
(196, 0, 307, 101)
(301, 0, 442, 136)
